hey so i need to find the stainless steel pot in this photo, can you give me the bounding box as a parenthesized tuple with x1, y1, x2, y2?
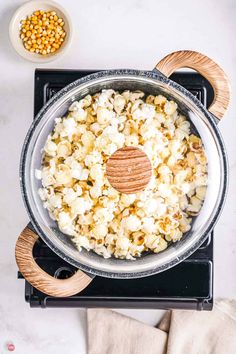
(16, 50, 231, 297)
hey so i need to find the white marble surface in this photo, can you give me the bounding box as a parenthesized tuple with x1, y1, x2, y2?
(0, 0, 236, 352)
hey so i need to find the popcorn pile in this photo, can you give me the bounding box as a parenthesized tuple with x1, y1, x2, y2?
(36, 89, 208, 260)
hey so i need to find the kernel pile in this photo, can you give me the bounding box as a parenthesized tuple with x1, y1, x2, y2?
(20, 10, 66, 55)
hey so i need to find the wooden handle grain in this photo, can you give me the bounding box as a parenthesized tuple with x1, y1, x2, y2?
(156, 50, 231, 120)
(15, 226, 93, 297)
(106, 146, 152, 194)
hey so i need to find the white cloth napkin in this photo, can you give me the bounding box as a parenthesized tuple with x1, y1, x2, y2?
(87, 299, 236, 354)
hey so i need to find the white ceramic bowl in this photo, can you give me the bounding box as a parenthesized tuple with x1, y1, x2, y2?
(9, 0, 73, 63)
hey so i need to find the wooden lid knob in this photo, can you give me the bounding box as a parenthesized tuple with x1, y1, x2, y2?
(106, 146, 152, 194)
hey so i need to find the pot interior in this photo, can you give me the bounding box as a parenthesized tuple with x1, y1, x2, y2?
(21, 72, 227, 278)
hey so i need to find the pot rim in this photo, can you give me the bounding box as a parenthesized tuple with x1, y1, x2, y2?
(20, 69, 228, 278)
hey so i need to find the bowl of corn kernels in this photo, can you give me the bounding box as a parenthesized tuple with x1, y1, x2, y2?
(9, 0, 72, 62)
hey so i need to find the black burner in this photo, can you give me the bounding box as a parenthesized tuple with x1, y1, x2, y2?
(18, 70, 214, 310)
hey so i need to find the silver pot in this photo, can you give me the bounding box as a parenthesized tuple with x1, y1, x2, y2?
(16, 51, 231, 297)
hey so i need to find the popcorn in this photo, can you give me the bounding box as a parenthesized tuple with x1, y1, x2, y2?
(102, 126, 125, 147)
(94, 207, 114, 223)
(168, 228, 183, 242)
(180, 182, 191, 194)
(128, 90, 144, 102)
(174, 170, 188, 185)
(41, 169, 56, 187)
(92, 224, 108, 238)
(81, 131, 95, 148)
(145, 234, 161, 249)
(196, 186, 207, 200)
(38, 187, 47, 201)
(122, 215, 141, 232)
(80, 169, 89, 181)
(90, 185, 102, 199)
(179, 195, 189, 210)
(96, 89, 115, 107)
(187, 196, 202, 215)
(116, 236, 130, 250)
(158, 183, 172, 198)
(70, 95, 92, 110)
(125, 134, 139, 146)
(153, 238, 168, 253)
(114, 95, 126, 113)
(79, 213, 93, 226)
(58, 212, 75, 236)
(73, 235, 90, 251)
(154, 95, 167, 106)
(120, 194, 136, 207)
(70, 106, 87, 122)
(156, 216, 179, 235)
(94, 245, 112, 258)
(140, 120, 158, 140)
(97, 107, 114, 125)
(44, 139, 57, 157)
(57, 141, 72, 158)
(72, 145, 88, 161)
(38, 89, 208, 260)
(76, 124, 87, 136)
(143, 198, 167, 217)
(63, 188, 77, 205)
(102, 142, 118, 155)
(54, 165, 71, 185)
(90, 163, 103, 180)
(179, 215, 192, 233)
(48, 194, 62, 209)
(132, 104, 156, 121)
(61, 118, 78, 141)
(84, 151, 103, 167)
(164, 101, 177, 115)
(90, 122, 102, 135)
(186, 151, 196, 167)
(142, 217, 157, 233)
(71, 197, 92, 215)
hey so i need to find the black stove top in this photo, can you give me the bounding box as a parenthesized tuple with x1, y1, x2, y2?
(18, 69, 214, 310)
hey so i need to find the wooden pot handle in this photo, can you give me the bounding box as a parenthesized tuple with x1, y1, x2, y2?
(15, 226, 93, 297)
(156, 50, 231, 120)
